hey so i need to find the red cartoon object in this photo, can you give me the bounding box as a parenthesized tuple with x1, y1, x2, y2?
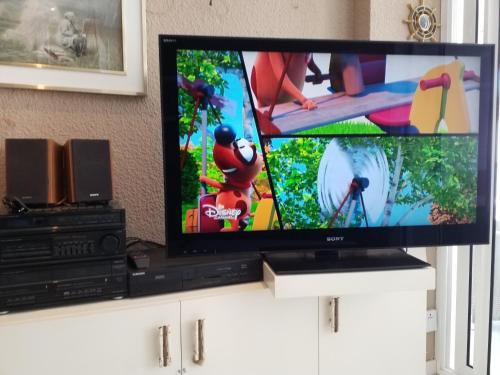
(251, 52, 323, 135)
(200, 125, 263, 232)
(251, 52, 320, 110)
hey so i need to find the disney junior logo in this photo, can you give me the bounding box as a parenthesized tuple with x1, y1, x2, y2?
(203, 204, 241, 220)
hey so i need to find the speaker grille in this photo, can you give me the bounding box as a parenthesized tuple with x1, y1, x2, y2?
(6, 139, 51, 204)
(66, 140, 113, 203)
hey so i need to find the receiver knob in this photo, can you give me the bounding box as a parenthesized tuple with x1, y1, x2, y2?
(100, 235, 120, 253)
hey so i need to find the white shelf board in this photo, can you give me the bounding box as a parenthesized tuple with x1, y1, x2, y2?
(263, 262, 436, 298)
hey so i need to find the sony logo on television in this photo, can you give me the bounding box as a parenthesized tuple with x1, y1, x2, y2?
(326, 236, 344, 242)
(89, 193, 100, 198)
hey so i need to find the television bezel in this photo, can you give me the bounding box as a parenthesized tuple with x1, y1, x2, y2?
(159, 35, 495, 257)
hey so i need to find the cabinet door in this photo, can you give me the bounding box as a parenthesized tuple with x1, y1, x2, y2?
(181, 288, 318, 375)
(319, 291, 427, 375)
(0, 302, 181, 375)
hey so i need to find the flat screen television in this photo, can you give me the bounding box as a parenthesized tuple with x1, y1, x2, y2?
(159, 35, 495, 259)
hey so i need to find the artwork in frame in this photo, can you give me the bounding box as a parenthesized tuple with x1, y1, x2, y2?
(0, 0, 147, 95)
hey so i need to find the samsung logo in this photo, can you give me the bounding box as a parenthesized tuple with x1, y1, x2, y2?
(89, 193, 100, 197)
(326, 236, 344, 242)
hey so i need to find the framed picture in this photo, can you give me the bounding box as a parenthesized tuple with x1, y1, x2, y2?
(0, 0, 147, 95)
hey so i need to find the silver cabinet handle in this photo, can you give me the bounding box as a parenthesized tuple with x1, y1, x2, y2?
(329, 297, 339, 333)
(158, 325, 172, 367)
(193, 319, 206, 365)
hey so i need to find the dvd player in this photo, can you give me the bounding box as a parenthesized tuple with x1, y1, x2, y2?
(128, 247, 263, 297)
(0, 258, 127, 313)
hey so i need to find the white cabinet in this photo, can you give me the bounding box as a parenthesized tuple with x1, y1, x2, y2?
(318, 292, 427, 375)
(181, 288, 318, 375)
(0, 284, 317, 375)
(0, 281, 431, 375)
(0, 302, 181, 375)
(264, 261, 434, 375)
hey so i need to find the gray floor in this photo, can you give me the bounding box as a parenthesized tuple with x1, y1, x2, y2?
(492, 321, 499, 375)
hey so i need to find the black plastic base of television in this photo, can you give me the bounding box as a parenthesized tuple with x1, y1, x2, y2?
(263, 248, 430, 275)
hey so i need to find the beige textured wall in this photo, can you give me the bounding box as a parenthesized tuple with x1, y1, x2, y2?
(353, 0, 371, 40)
(0, 0, 355, 243)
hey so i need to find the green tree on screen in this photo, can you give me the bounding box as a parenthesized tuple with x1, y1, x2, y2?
(177, 50, 241, 137)
(399, 137, 477, 223)
(181, 151, 200, 203)
(266, 138, 330, 228)
(267, 136, 477, 228)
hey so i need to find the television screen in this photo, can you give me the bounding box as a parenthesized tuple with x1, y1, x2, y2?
(160, 36, 495, 255)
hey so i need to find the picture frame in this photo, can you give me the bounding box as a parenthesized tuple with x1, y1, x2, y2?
(0, 0, 147, 96)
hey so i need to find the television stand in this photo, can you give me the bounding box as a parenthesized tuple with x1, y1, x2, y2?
(262, 248, 435, 298)
(263, 248, 429, 275)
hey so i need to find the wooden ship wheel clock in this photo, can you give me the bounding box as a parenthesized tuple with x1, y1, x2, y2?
(404, 0, 441, 42)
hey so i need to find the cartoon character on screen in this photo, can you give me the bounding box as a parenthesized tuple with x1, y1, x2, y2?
(200, 125, 263, 232)
(251, 52, 322, 110)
